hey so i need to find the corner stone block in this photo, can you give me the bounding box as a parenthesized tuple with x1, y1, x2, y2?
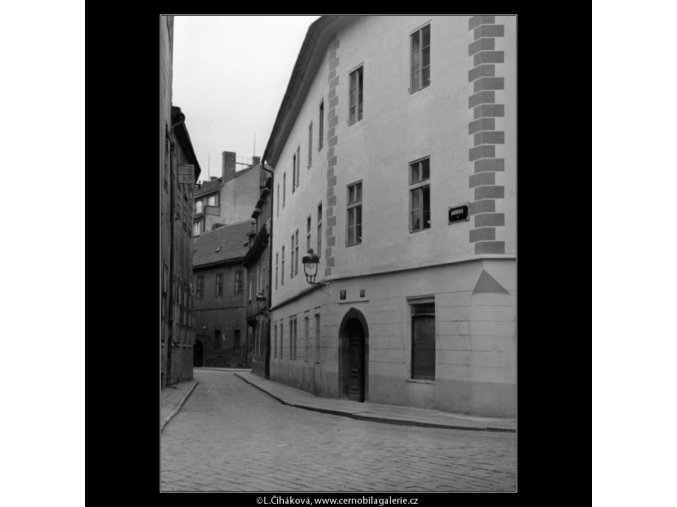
(468, 64, 495, 83)
(474, 131, 505, 146)
(469, 145, 495, 162)
(474, 77, 504, 93)
(474, 104, 505, 120)
(474, 24, 505, 40)
(474, 186, 505, 200)
(469, 16, 495, 30)
(475, 158, 505, 172)
(469, 117, 495, 135)
(469, 227, 496, 243)
(474, 212, 505, 227)
(469, 37, 495, 56)
(475, 241, 505, 254)
(469, 172, 495, 188)
(474, 50, 505, 66)
(469, 199, 496, 215)
(468, 90, 495, 109)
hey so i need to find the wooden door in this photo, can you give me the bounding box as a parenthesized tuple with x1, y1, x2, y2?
(347, 324, 365, 401)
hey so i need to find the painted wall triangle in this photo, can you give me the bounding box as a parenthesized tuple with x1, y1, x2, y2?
(472, 269, 510, 295)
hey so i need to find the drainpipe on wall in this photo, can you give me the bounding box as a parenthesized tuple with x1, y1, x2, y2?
(261, 162, 274, 379)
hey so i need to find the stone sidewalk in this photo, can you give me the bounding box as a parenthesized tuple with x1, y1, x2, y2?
(234, 371, 516, 433)
(161, 378, 199, 432)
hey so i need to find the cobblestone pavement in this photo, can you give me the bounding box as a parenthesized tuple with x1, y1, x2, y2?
(161, 369, 516, 492)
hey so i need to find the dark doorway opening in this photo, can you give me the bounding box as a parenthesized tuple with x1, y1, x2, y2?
(339, 308, 369, 402)
(193, 339, 204, 367)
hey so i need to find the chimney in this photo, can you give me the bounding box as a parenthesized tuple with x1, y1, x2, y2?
(222, 151, 236, 183)
(252, 156, 261, 167)
(210, 176, 218, 181)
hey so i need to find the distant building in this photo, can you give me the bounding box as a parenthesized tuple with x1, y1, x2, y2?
(161, 14, 201, 387)
(244, 169, 273, 378)
(192, 219, 253, 368)
(193, 152, 262, 235)
(264, 16, 516, 417)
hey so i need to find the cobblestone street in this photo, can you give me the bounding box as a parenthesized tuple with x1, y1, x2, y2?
(161, 369, 516, 492)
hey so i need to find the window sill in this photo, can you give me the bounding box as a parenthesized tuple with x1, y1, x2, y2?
(409, 226, 432, 234)
(345, 241, 362, 248)
(408, 84, 431, 97)
(407, 378, 435, 385)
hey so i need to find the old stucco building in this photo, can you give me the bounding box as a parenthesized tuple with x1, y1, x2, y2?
(264, 15, 516, 417)
(193, 152, 262, 236)
(161, 15, 201, 387)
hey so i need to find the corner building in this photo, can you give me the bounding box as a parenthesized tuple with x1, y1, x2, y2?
(265, 15, 515, 417)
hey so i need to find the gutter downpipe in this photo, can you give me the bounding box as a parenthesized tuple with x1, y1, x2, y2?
(261, 162, 274, 379)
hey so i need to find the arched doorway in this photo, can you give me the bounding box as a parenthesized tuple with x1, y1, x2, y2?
(338, 308, 369, 402)
(193, 339, 204, 367)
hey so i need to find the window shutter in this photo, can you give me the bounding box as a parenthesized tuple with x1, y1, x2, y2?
(412, 315, 435, 380)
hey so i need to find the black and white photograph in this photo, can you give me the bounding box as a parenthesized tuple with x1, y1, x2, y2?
(160, 14, 517, 494)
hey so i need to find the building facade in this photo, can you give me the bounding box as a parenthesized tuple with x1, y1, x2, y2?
(193, 152, 262, 236)
(192, 220, 253, 368)
(264, 15, 516, 417)
(243, 171, 273, 378)
(161, 15, 201, 387)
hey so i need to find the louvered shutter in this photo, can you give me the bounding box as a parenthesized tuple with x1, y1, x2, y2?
(412, 314, 435, 380)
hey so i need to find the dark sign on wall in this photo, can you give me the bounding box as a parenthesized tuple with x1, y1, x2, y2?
(448, 204, 469, 223)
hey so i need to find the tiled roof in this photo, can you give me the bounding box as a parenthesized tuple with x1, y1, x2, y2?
(194, 179, 222, 198)
(193, 219, 254, 268)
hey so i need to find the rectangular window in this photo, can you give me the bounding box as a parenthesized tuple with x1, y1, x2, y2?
(196, 275, 204, 300)
(304, 316, 310, 361)
(315, 313, 321, 363)
(289, 317, 298, 360)
(276, 184, 280, 217)
(306, 216, 311, 253)
(319, 101, 324, 151)
(195, 199, 203, 214)
(296, 146, 301, 188)
(214, 329, 221, 350)
(292, 153, 297, 192)
(409, 157, 431, 231)
(290, 235, 295, 278)
(273, 323, 277, 359)
(308, 122, 313, 168)
(206, 193, 219, 207)
(275, 252, 279, 290)
(294, 230, 299, 278)
(283, 173, 286, 207)
(162, 264, 168, 294)
(410, 24, 431, 93)
(317, 203, 322, 255)
(411, 301, 435, 380)
(234, 329, 241, 350)
(280, 322, 284, 359)
(281, 246, 285, 285)
(215, 272, 223, 298)
(349, 66, 364, 124)
(235, 270, 243, 295)
(193, 220, 203, 237)
(346, 182, 363, 245)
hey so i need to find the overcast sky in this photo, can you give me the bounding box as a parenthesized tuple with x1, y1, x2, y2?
(173, 15, 320, 182)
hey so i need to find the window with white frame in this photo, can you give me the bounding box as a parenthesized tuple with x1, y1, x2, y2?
(409, 157, 431, 231)
(346, 182, 362, 245)
(349, 66, 364, 124)
(410, 24, 431, 93)
(308, 122, 313, 168)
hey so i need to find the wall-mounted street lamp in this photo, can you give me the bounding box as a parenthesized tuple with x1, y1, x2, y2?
(301, 249, 329, 287)
(255, 292, 269, 314)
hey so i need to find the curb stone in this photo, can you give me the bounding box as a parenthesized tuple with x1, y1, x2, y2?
(234, 373, 515, 433)
(161, 381, 199, 433)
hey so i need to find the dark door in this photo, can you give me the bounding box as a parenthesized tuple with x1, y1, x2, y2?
(193, 339, 204, 367)
(347, 321, 365, 402)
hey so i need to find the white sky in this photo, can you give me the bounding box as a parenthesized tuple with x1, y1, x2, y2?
(173, 15, 321, 182)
